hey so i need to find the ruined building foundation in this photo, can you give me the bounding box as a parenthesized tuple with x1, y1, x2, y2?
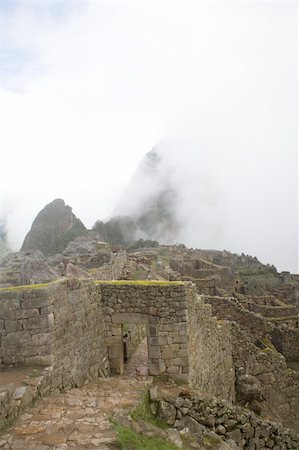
(0, 280, 235, 402)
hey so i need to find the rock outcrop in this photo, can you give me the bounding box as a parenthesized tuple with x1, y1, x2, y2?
(21, 199, 87, 256)
(0, 250, 59, 287)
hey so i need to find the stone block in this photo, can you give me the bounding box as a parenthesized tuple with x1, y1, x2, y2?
(15, 309, 39, 319)
(148, 335, 167, 346)
(177, 349, 188, 357)
(148, 346, 161, 359)
(112, 312, 148, 324)
(24, 355, 53, 366)
(25, 314, 54, 330)
(15, 347, 38, 357)
(166, 366, 180, 374)
(108, 343, 122, 359)
(5, 320, 22, 332)
(149, 361, 166, 375)
(37, 345, 53, 356)
(40, 306, 54, 315)
(21, 296, 51, 309)
(2, 332, 31, 347)
(1, 308, 16, 320)
(157, 400, 176, 425)
(148, 324, 157, 336)
(172, 335, 187, 344)
(31, 332, 53, 346)
(170, 357, 188, 367)
(161, 348, 174, 359)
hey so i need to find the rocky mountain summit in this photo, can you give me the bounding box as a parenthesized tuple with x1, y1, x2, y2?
(21, 199, 87, 256)
(0, 197, 299, 448)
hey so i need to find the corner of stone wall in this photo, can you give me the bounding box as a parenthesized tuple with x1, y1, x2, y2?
(0, 285, 56, 367)
(187, 290, 235, 403)
(231, 322, 299, 424)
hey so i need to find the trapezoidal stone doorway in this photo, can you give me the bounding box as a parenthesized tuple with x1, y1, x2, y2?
(109, 313, 150, 375)
(98, 282, 191, 380)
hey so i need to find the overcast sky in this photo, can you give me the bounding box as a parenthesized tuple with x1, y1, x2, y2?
(0, 0, 298, 272)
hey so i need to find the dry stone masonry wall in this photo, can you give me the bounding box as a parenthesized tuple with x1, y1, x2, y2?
(0, 285, 56, 367)
(1, 280, 237, 398)
(188, 291, 235, 403)
(231, 324, 299, 426)
(0, 280, 109, 390)
(98, 282, 190, 379)
(204, 295, 299, 362)
(152, 385, 299, 449)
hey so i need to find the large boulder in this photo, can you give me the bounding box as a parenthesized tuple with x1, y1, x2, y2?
(21, 199, 87, 256)
(0, 250, 59, 287)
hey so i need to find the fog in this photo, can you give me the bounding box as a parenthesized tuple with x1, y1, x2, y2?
(0, 1, 297, 272)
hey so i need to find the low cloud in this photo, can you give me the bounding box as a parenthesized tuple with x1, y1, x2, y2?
(0, 1, 297, 272)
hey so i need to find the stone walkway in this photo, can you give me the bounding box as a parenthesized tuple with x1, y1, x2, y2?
(0, 342, 152, 450)
(124, 338, 149, 378)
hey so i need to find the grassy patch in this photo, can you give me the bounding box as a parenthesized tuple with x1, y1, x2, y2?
(160, 256, 170, 266)
(0, 417, 14, 435)
(112, 422, 180, 450)
(131, 391, 168, 430)
(0, 279, 61, 292)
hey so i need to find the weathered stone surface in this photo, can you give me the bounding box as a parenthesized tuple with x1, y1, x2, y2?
(157, 400, 176, 425)
(21, 199, 87, 256)
(152, 386, 299, 450)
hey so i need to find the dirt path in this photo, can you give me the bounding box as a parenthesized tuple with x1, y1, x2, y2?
(0, 342, 152, 450)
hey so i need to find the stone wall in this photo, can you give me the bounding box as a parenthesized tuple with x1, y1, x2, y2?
(204, 295, 273, 342)
(0, 367, 52, 431)
(232, 324, 299, 426)
(271, 326, 299, 361)
(248, 303, 297, 318)
(50, 280, 109, 390)
(152, 384, 299, 449)
(0, 280, 109, 391)
(97, 281, 190, 379)
(188, 292, 235, 403)
(204, 295, 299, 361)
(0, 285, 56, 367)
(95, 252, 127, 280)
(180, 276, 218, 296)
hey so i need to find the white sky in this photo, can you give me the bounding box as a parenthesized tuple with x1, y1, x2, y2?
(0, 0, 298, 272)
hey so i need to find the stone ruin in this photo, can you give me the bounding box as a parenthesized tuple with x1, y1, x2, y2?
(0, 280, 234, 398)
(1, 277, 299, 432)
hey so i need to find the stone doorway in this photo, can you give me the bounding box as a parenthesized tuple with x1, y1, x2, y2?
(108, 314, 150, 375)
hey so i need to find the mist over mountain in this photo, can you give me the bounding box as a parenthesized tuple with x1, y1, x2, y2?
(113, 147, 180, 243)
(0, 218, 10, 260)
(112, 139, 298, 273)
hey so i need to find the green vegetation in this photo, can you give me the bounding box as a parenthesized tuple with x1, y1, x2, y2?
(131, 391, 168, 430)
(112, 422, 180, 450)
(127, 239, 159, 251)
(94, 280, 184, 286)
(0, 279, 61, 292)
(111, 391, 185, 449)
(0, 417, 14, 435)
(160, 255, 170, 266)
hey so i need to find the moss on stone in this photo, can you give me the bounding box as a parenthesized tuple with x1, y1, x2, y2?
(94, 280, 185, 286)
(0, 279, 61, 292)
